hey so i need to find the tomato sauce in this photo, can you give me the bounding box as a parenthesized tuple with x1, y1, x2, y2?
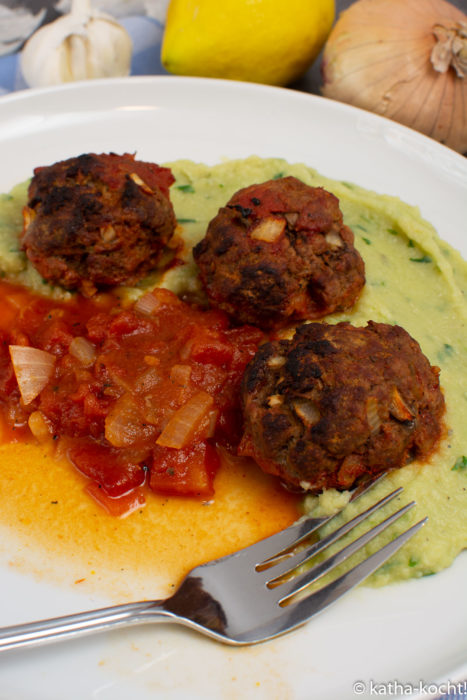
(0, 280, 266, 516)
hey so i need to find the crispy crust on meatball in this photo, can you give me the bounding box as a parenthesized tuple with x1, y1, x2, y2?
(21, 153, 176, 295)
(193, 176, 365, 329)
(239, 321, 445, 491)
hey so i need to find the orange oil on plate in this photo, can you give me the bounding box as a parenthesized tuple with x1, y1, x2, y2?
(0, 441, 301, 601)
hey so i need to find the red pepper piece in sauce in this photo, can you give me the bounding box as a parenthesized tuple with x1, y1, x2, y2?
(68, 439, 147, 498)
(150, 441, 220, 498)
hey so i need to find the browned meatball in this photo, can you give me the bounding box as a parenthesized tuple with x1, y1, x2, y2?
(193, 176, 365, 329)
(21, 153, 176, 295)
(239, 321, 445, 491)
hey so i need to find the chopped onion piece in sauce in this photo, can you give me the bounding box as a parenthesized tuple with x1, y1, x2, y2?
(9, 345, 55, 404)
(156, 391, 214, 449)
(134, 292, 160, 316)
(105, 393, 154, 448)
(69, 336, 96, 367)
(28, 410, 52, 441)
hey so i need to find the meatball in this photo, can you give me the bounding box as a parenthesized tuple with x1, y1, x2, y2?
(193, 176, 365, 329)
(21, 153, 176, 295)
(239, 321, 445, 491)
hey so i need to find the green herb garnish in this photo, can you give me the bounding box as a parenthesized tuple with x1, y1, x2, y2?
(452, 456, 467, 472)
(437, 343, 455, 363)
(409, 255, 432, 263)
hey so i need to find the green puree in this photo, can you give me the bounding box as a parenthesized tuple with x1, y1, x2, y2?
(1, 156, 466, 586)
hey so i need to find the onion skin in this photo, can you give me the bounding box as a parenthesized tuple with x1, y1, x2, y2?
(321, 0, 467, 153)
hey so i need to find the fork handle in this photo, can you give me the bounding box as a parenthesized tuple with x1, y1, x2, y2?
(0, 601, 173, 652)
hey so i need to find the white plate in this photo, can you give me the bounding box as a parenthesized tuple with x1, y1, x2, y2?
(0, 76, 466, 700)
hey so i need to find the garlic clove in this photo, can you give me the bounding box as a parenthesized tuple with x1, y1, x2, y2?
(84, 15, 133, 78)
(20, 9, 132, 88)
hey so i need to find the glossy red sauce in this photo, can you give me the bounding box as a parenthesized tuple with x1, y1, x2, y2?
(0, 280, 265, 516)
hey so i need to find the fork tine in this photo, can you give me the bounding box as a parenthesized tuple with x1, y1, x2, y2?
(255, 485, 403, 580)
(244, 517, 427, 643)
(269, 501, 416, 601)
(237, 471, 390, 568)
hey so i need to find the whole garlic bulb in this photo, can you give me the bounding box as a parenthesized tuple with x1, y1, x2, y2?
(20, 0, 133, 88)
(321, 0, 467, 154)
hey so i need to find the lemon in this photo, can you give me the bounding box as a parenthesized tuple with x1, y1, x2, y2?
(161, 0, 335, 86)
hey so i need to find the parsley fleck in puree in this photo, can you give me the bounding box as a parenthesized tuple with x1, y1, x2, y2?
(0, 156, 466, 590)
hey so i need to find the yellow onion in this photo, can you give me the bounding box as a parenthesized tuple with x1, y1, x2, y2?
(321, 0, 467, 153)
(9, 345, 55, 404)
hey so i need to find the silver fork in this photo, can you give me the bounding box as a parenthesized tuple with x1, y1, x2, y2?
(0, 475, 426, 650)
